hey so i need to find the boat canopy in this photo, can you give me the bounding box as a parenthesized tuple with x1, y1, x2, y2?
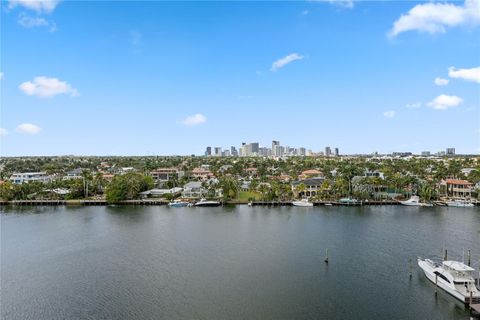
(442, 261, 475, 272)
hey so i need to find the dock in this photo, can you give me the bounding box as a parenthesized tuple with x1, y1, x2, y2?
(0, 199, 169, 206)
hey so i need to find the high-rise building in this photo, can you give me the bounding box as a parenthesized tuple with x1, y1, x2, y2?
(334, 148, 339, 157)
(298, 147, 306, 156)
(325, 146, 332, 157)
(272, 140, 280, 151)
(250, 142, 259, 154)
(421, 151, 431, 156)
(231, 146, 238, 157)
(205, 146, 212, 156)
(274, 145, 285, 157)
(214, 147, 222, 157)
(446, 148, 455, 156)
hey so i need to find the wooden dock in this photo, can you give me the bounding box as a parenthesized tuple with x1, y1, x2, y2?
(0, 199, 169, 206)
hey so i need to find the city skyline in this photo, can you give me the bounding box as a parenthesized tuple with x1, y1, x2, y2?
(1, 0, 479, 156)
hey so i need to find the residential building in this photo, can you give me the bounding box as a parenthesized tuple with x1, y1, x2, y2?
(214, 147, 222, 157)
(446, 148, 455, 156)
(181, 181, 206, 199)
(191, 167, 214, 181)
(334, 148, 339, 157)
(139, 187, 183, 198)
(150, 168, 181, 185)
(299, 169, 323, 180)
(291, 178, 325, 198)
(231, 146, 238, 157)
(63, 168, 84, 180)
(439, 179, 473, 199)
(9, 172, 52, 184)
(421, 151, 431, 156)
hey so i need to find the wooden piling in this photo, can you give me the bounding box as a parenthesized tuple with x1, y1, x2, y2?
(467, 250, 471, 266)
(435, 274, 438, 295)
(444, 249, 448, 261)
(324, 249, 329, 264)
(409, 258, 412, 280)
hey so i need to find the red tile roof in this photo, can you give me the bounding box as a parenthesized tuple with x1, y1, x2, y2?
(445, 179, 472, 185)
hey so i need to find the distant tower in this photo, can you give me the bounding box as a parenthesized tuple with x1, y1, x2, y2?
(325, 146, 332, 157)
(446, 148, 455, 156)
(205, 146, 212, 156)
(334, 148, 339, 157)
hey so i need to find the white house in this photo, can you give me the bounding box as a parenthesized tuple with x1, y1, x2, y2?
(9, 172, 52, 184)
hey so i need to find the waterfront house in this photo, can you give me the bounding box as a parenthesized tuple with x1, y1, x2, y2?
(139, 187, 183, 198)
(181, 181, 207, 199)
(9, 172, 52, 184)
(291, 177, 325, 198)
(439, 179, 473, 199)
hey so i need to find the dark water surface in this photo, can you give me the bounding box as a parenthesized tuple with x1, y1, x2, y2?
(1, 205, 479, 320)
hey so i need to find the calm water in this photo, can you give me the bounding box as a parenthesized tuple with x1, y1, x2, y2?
(1, 205, 479, 320)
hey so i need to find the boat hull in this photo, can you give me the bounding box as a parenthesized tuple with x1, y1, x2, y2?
(194, 202, 221, 207)
(418, 259, 479, 303)
(168, 202, 189, 207)
(292, 202, 313, 207)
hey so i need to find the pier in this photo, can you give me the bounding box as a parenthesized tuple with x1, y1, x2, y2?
(0, 199, 169, 206)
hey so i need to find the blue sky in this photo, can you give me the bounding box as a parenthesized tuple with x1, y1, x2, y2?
(1, 0, 479, 156)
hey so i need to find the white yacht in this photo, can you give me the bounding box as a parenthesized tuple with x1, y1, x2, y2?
(292, 199, 314, 207)
(418, 258, 480, 304)
(446, 200, 474, 208)
(400, 196, 432, 207)
(194, 198, 221, 207)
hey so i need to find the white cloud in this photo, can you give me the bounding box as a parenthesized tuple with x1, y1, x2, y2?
(19, 76, 78, 98)
(405, 102, 422, 109)
(8, 0, 60, 13)
(427, 94, 463, 110)
(0, 72, 3, 80)
(434, 77, 449, 86)
(301, 10, 309, 16)
(15, 123, 42, 134)
(448, 66, 480, 83)
(328, 0, 354, 9)
(17, 13, 57, 31)
(271, 53, 304, 71)
(383, 111, 396, 118)
(182, 114, 207, 126)
(0, 128, 8, 136)
(389, 0, 480, 37)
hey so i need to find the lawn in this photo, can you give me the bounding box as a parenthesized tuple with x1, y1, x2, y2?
(236, 191, 262, 201)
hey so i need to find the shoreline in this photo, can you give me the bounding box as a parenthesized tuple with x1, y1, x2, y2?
(2, 199, 478, 207)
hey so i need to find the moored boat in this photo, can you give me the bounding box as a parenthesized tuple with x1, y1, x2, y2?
(292, 199, 314, 207)
(400, 196, 432, 207)
(168, 200, 191, 207)
(338, 197, 361, 205)
(418, 258, 480, 304)
(446, 200, 474, 207)
(194, 198, 221, 207)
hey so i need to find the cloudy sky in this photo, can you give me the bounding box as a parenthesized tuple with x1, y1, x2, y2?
(1, 0, 479, 156)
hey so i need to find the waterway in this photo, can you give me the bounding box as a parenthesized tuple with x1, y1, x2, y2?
(1, 205, 479, 319)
